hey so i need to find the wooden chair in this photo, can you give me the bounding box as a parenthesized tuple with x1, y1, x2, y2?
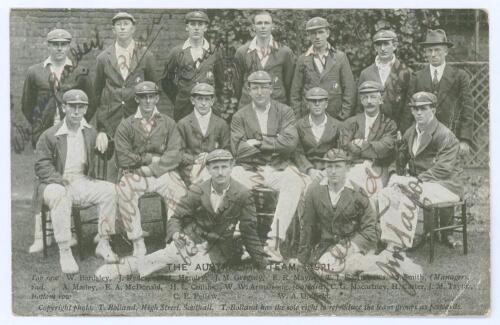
(251, 187, 278, 247)
(423, 200, 468, 263)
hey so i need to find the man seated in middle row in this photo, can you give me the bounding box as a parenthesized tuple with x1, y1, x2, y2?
(231, 70, 306, 262)
(114, 81, 187, 257)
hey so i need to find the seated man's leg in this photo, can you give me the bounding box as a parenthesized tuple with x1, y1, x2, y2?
(116, 172, 151, 256)
(346, 162, 384, 208)
(230, 166, 264, 190)
(153, 172, 188, 218)
(43, 183, 77, 273)
(68, 178, 119, 262)
(265, 166, 307, 251)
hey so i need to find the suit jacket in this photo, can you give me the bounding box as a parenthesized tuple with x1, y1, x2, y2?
(231, 100, 298, 170)
(340, 113, 397, 167)
(234, 40, 295, 108)
(166, 178, 266, 267)
(298, 183, 377, 264)
(357, 58, 412, 131)
(22, 61, 96, 148)
(290, 47, 356, 120)
(161, 42, 224, 121)
(177, 112, 230, 174)
(294, 114, 342, 173)
(114, 112, 181, 178)
(406, 64, 473, 143)
(34, 121, 97, 211)
(94, 43, 157, 137)
(398, 118, 463, 197)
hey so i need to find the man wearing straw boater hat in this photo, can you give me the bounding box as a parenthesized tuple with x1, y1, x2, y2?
(407, 29, 473, 156)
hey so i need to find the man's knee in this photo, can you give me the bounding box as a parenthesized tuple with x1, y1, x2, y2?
(43, 184, 70, 207)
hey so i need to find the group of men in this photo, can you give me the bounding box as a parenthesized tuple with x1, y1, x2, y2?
(22, 10, 472, 278)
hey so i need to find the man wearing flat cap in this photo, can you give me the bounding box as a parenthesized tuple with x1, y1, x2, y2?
(161, 11, 224, 122)
(378, 91, 463, 252)
(177, 83, 231, 185)
(231, 70, 305, 262)
(357, 29, 412, 132)
(94, 12, 157, 181)
(34, 89, 119, 274)
(291, 17, 355, 121)
(23, 28, 97, 253)
(294, 87, 342, 182)
(297, 148, 377, 274)
(114, 81, 187, 257)
(96, 149, 268, 279)
(340, 81, 398, 201)
(234, 11, 296, 108)
(407, 29, 473, 155)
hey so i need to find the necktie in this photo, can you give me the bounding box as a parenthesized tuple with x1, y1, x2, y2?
(432, 69, 439, 90)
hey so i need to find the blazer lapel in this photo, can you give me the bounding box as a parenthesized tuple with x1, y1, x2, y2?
(56, 134, 68, 173)
(357, 114, 366, 139)
(437, 65, 455, 107)
(106, 44, 123, 80)
(318, 185, 336, 217)
(415, 118, 439, 156)
(407, 126, 417, 158)
(367, 114, 382, 141)
(320, 51, 336, 81)
(266, 103, 279, 136)
(200, 181, 216, 216)
(189, 113, 204, 137)
(215, 180, 238, 216)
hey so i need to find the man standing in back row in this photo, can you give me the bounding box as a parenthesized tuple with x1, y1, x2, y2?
(291, 17, 355, 121)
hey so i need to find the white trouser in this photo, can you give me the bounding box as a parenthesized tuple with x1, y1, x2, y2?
(377, 180, 460, 248)
(116, 172, 187, 241)
(43, 177, 117, 244)
(138, 242, 211, 278)
(231, 165, 307, 240)
(346, 160, 385, 208)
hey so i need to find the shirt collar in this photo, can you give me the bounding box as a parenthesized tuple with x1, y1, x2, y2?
(309, 114, 328, 127)
(115, 40, 135, 53)
(182, 38, 210, 51)
(55, 118, 91, 136)
(305, 42, 332, 57)
(43, 56, 73, 68)
(375, 55, 396, 67)
(194, 109, 212, 122)
(134, 106, 160, 119)
(211, 182, 230, 196)
(430, 62, 446, 74)
(416, 117, 436, 135)
(248, 35, 277, 52)
(365, 112, 379, 122)
(319, 177, 353, 189)
(252, 101, 271, 113)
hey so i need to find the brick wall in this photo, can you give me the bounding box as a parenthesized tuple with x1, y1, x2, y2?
(10, 8, 191, 123)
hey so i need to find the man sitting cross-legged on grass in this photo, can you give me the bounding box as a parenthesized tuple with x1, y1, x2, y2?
(95, 149, 268, 279)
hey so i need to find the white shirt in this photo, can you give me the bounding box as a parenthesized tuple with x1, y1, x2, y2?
(319, 178, 349, 207)
(210, 183, 230, 212)
(364, 113, 379, 141)
(182, 38, 210, 68)
(247, 36, 277, 68)
(430, 62, 446, 83)
(43, 57, 73, 125)
(194, 110, 212, 136)
(115, 40, 136, 79)
(375, 55, 395, 85)
(252, 102, 271, 134)
(56, 119, 91, 182)
(134, 106, 160, 133)
(309, 114, 327, 142)
(412, 124, 425, 156)
(305, 43, 331, 74)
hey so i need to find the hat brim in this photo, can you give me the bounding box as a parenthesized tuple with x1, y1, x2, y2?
(306, 26, 330, 31)
(305, 96, 328, 100)
(409, 101, 434, 107)
(191, 92, 215, 96)
(136, 91, 159, 95)
(65, 100, 89, 104)
(186, 18, 209, 23)
(316, 158, 350, 163)
(206, 158, 233, 164)
(373, 37, 395, 42)
(419, 41, 454, 48)
(112, 17, 136, 24)
(359, 89, 383, 94)
(48, 38, 71, 42)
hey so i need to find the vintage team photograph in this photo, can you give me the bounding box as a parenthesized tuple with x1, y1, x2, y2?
(9, 7, 490, 316)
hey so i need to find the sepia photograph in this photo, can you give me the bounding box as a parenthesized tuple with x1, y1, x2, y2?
(7, 4, 492, 317)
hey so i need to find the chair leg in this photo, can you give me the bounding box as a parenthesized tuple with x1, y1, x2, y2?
(429, 208, 436, 263)
(160, 200, 167, 242)
(462, 202, 468, 255)
(41, 208, 48, 258)
(73, 209, 84, 260)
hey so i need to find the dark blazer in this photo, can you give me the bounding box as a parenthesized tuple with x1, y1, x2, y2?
(298, 183, 377, 264)
(22, 62, 96, 148)
(340, 113, 397, 167)
(294, 114, 342, 173)
(231, 100, 298, 171)
(406, 64, 473, 143)
(34, 122, 97, 211)
(290, 46, 356, 120)
(166, 178, 266, 267)
(114, 112, 181, 178)
(399, 117, 463, 197)
(94, 43, 157, 137)
(177, 112, 230, 178)
(161, 42, 224, 121)
(234, 40, 296, 108)
(357, 58, 412, 131)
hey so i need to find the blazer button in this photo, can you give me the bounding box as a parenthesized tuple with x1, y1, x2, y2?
(121, 101, 125, 105)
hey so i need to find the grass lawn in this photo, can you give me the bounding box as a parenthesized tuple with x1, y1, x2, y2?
(11, 148, 490, 316)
